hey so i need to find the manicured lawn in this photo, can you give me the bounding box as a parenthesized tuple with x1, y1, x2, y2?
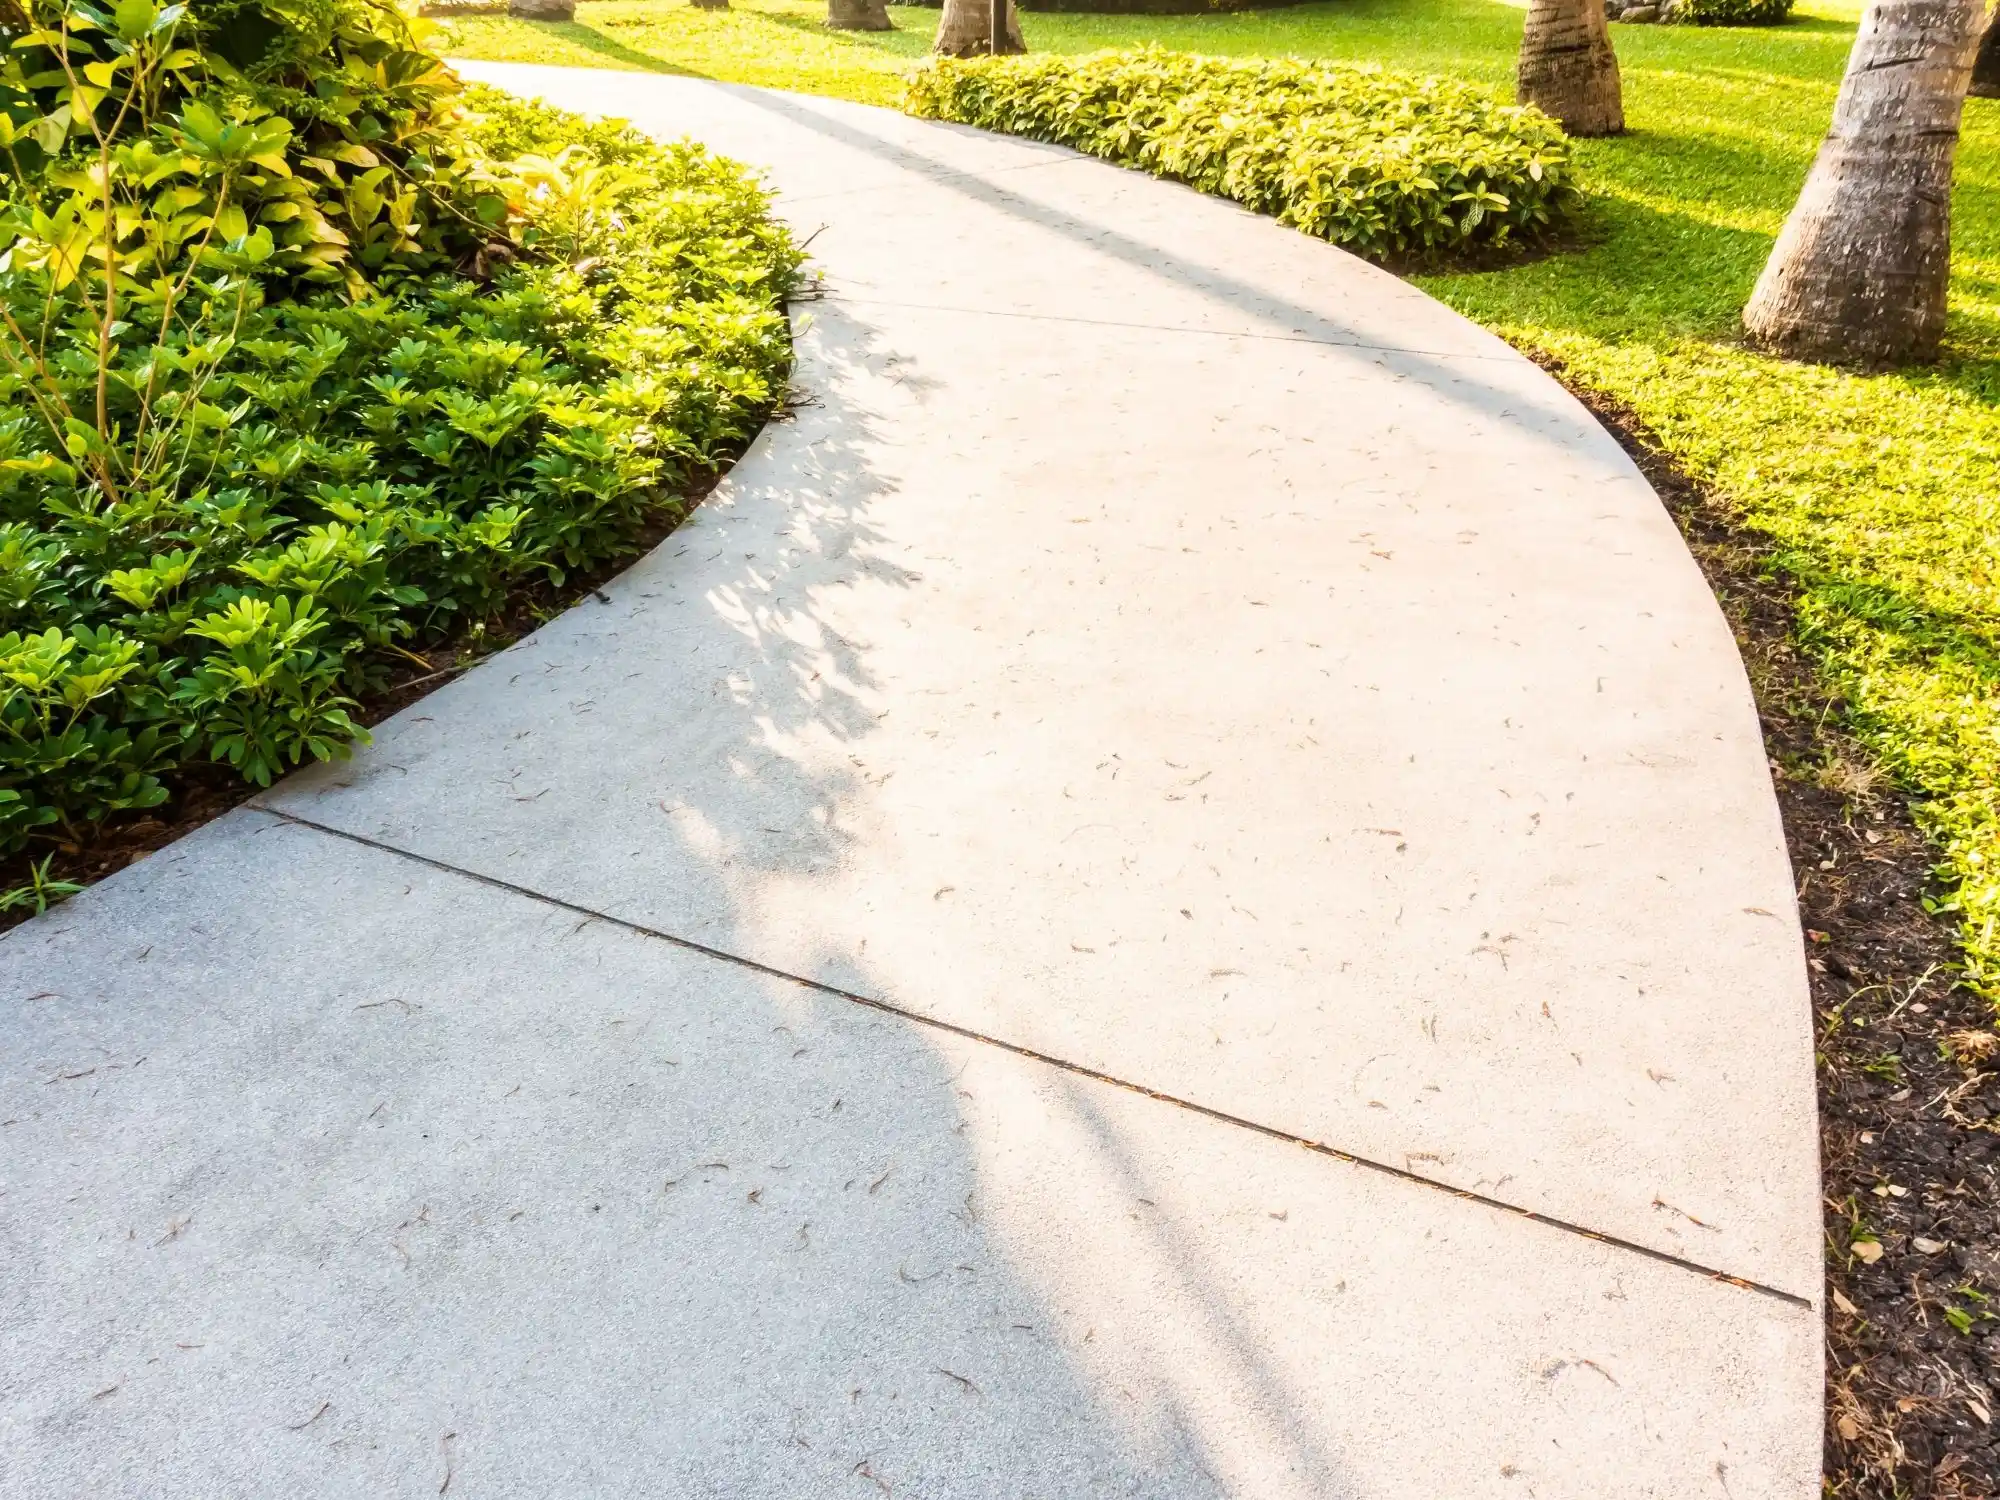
(442, 0, 2000, 997)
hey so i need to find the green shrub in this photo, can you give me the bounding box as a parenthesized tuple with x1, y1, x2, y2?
(904, 48, 1579, 262)
(0, 0, 798, 850)
(1668, 0, 1795, 25)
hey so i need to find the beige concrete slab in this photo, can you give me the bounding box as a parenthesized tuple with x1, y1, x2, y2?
(1, 813, 1816, 1498)
(271, 66, 1820, 1299)
(268, 302, 1816, 1323)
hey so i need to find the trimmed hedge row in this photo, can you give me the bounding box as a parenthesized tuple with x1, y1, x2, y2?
(905, 49, 1579, 263)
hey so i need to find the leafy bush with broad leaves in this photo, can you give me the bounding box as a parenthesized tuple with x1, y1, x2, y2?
(1670, 0, 1793, 25)
(0, 0, 798, 853)
(905, 48, 1579, 262)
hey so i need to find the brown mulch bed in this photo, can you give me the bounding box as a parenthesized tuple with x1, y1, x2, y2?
(1544, 359, 2000, 1499)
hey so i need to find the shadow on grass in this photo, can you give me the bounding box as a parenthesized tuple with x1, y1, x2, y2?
(1805, 571, 2000, 669)
(1785, 570, 2000, 783)
(1425, 188, 1774, 343)
(1595, 14, 1857, 88)
(753, 2, 929, 50)
(1591, 121, 1814, 196)
(528, 19, 714, 74)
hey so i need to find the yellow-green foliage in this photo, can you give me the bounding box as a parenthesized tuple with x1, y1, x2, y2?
(0, 1, 798, 846)
(905, 48, 1578, 261)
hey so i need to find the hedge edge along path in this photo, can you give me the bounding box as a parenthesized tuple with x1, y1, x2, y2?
(904, 47, 1581, 262)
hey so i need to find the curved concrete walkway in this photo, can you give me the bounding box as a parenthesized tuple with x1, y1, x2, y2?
(1, 67, 1818, 1498)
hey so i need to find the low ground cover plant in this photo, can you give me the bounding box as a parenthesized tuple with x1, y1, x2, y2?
(0, 0, 797, 852)
(905, 47, 1578, 261)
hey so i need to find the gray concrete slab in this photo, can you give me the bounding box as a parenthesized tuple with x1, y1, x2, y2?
(270, 68, 1819, 1301)
(2, 813, 1816, 1497)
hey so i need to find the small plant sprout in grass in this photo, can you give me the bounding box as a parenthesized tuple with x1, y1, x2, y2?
(1859, 1051, 1905, 1085)
(1945, 1284, 1996, 1337)
(0, 855, 84, 916)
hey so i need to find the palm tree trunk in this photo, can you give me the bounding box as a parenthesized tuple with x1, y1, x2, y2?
(1971, 8, 2000, 96)
(933, 0, 1023, 55)
(1743, 0, 1986, 366)
(1516, 0, 1624, 137)
(827, 0, 893, 28)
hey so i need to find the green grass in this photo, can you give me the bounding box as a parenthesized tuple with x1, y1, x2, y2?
(441, 0, 2000, 998)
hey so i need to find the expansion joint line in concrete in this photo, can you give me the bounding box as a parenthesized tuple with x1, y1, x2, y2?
(258, 803, 1813, 1314)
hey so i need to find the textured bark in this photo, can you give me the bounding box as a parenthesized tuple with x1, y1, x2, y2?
(827, 0, 894, 26)
(1972, 9, 2000, 96)
(933, 0, 1024, 54)
(1743, 0, 1985, 365)
(1516, 0, 1624, 136)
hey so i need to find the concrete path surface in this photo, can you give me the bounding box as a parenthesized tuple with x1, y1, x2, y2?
(2, 66, 1820, 1498)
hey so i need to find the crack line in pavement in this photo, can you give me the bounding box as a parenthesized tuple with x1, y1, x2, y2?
(259, 804, 1814, 1313)
(809, 292, 1521, 363)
